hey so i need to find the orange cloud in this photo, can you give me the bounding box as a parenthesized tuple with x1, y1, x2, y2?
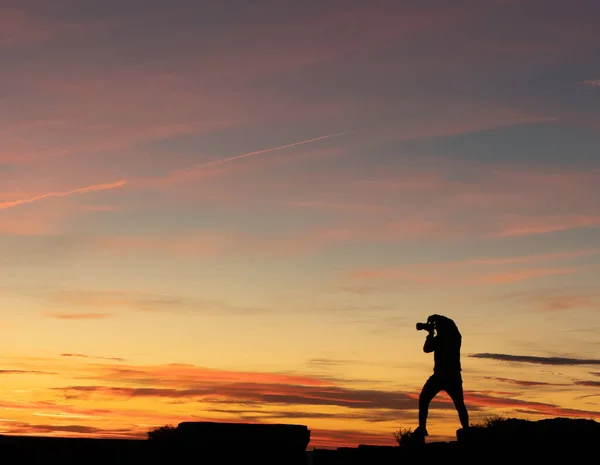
(482, 377, 569, 387)
(85, 363, 336, 388)
(310, 428, 396, 449)
(461, 392, 600, 419)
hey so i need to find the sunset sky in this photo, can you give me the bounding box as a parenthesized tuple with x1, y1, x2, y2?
(0, 0, 599, 449)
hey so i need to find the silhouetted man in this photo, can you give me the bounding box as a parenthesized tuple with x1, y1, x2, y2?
(414, 314, 469, 438)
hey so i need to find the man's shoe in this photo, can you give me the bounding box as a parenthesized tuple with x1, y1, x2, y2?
(456, 426, 470, 440)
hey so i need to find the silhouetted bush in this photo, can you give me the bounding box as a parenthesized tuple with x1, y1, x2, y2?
(392, 427, 417, 447)
(147, 424, 177, 441)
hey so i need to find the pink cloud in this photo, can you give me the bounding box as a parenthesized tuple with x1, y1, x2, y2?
(496, 289, 600, 313)
(493, 215, 600, 237)
(283, 201, 392, 215)
(536, 295, 597, 312)
(0, 180, 126, 210)
(582, 79, 600, 88)
(477, 266, 587, 284)
(0, 8, 81, 48)
(348, 249, 600, 288)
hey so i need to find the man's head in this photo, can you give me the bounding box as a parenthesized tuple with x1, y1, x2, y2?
(427, 314, 458, 336)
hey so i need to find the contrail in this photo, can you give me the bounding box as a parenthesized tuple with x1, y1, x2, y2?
(0, 180, 126, 210)
(184, 132, 346, 171)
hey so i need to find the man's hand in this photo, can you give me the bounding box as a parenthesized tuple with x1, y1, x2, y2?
(423, 331, 435, 353)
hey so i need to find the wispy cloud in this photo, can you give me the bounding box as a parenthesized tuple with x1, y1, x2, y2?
(93, 217, 444, 258)
(283, 200, 391, 215)
(494, 287, 600, 313)
(483, 376, 569, 387)
(84, 363, 339, 388)
(478, 266, 587, 284)
(47, 289, 265, 316)
(0, 370, 57, 375)
(470, 353, 600, 366)
(307, 358, 358, 368)
(347, 249, 600, 288)
(60, 353, 126, 362)
(142, 134, 348, 189)
(0, 421, 139, 439)
(463, 391, 599, 418)
(574, 380, 600, 388)
(55, 381, 440, 412)
(582, 79, 600, 88)
(492, 215, 600, 237)
(46, 312, 113, 320)
(536, 295, 597, 312)
(181, 133, 346, 171)
(0, 180, 126, 210)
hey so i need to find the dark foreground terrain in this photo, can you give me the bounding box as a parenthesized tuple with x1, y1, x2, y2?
(0, 418, 598, 464)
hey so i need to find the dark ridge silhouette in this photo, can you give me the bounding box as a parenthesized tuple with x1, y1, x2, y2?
(0, 417, 598, 463)
(160, 421, 310, 464)
(0, 421, 310, 464)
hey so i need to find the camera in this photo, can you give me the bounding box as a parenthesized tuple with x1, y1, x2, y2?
(416, 322, 434, 332)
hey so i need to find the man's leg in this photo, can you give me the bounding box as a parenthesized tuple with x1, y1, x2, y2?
(444, 376, 469, 429)
(418, 374, 442, 432)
